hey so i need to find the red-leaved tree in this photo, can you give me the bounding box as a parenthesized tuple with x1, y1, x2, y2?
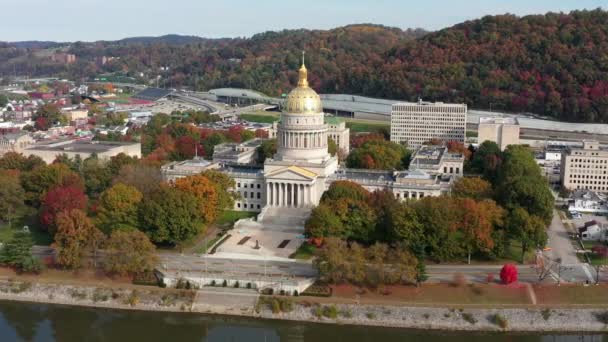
(500, 264, 518, 284)
(40, 185, 88, 235)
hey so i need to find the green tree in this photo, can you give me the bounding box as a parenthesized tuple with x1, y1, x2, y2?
(495, 145, 554, 224)
(346, 140, 411, 170)
(20, 163, 83, 206)
(321, 180, 369, 203)
(305, 204, 344, 238)
(104, 230, 158, 275)
(96, 183, 143, 233)
(506, 207, 547, 263)
(0, 172, 25, 228)
(327, 137, 337, 157)
(470, 141, 502, 182)
(256, 138, 277, 163)
(314, 237, 349, 284)
(138, 186, 204, 245)
(389, 203, 424, 250)
(0, 231, 41, 273)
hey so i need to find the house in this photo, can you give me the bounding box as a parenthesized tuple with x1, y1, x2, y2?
(579, 221, 608, 241)
(568, 190, 608, 214)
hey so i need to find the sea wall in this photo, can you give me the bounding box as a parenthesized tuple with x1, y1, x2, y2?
(0, 279, 607, 332)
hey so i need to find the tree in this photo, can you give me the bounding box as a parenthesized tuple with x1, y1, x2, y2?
(327, 137, 337, 157)
(96, 183, 143, 233)
(321, 180, 369, 203)
(415, 261, 428, 286)
(334, 198, 377, 243)
(305, 203, 344, 238)
(174, 174, 219, 223)
(0, 172, 25, 228)
(496, 145, 554, 224)
(470, 141, 502, 182)
(506, 207, 547, 263)
(0, 152, 43, 171)
(0, 231, 42, 273)
(104, 230, 158, 276)
(411, 196, 462, 262)
(500, 264, 518, 284)
(346, 140, 411, 170)
(314, 237, 349, 284)
(40, 185, 88, 235)
(53, 209, 104, 269)
(21, 163, 83, 205)
(389, 203, 424, 249)
(256, 138, 277, 163)
(138, 186, 204, 245)
(452, 177, 492, 200)
(199, 170, 236, 213)
(114, 163, 162, 196)
(454, 198, 503, 264)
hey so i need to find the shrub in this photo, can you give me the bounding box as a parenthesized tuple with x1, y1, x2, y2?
(322, 305, 338, 319)
(68, 288, 87, 300)
(452, 273, 467, 287)
(246, 282, 251, 289)
(366, 312, 376, 320)
(279, 289, 285, 296)
(471, 284, 485, 296)
(500, 264, 518, 284)
(595, 311, 608, 325)
(422, 313, 430, 319)
(490, 314, 508, 329)
(486, 273, 495, 283)
(125, 290, 139, 307)
(340, 309, 353, 318)
(234, 281, 240, 288)
(313, 306, 323, 318)
(293, 290, 299, 296)
(462, 313, 477, 325)
(541, 309, 552, 321)
(211, 280, 216, 286)
(222, 280, 227, 287)
(271, 299, 281, 314)
(92, 288, 109, 302)
(160, 294, 176, 307)
(279, 298, 294, 312)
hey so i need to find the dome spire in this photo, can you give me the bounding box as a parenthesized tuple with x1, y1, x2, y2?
(297, 50, 308, 87)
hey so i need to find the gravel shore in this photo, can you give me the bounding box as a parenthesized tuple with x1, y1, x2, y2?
(1, 279, 607, 332)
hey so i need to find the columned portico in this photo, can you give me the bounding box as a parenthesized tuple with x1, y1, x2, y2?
(266, 179, 315, 208)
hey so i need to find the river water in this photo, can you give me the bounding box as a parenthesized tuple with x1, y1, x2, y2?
(0, 301, 605, 342)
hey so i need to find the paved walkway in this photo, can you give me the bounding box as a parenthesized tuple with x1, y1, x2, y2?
(547, 209, 579, 265)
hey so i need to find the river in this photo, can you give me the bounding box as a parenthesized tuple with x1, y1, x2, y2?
(0, 301, 605, 342)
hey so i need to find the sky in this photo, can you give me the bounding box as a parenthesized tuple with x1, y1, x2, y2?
(2, 0, 606, 42)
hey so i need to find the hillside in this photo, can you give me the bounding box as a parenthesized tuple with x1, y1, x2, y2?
(1, 11, 608, 122)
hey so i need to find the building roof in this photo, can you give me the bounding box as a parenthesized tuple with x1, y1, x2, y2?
(132, 88, 172, 101)
(324, 116, 344, 125)
(479, 117, 519, 125)
(27, 138, 137, 153)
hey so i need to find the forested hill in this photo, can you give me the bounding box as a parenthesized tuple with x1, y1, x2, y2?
(2, 10, 608, 122)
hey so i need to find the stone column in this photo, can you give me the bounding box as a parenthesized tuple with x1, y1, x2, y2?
(290, 183, 295, 207)
(267, 182, 271, 206)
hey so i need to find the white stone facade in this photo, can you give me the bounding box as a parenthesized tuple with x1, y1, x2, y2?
(561, 140, 608, 194)
(478, 117, 520, 151)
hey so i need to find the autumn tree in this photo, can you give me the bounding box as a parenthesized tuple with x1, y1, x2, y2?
(174, 174, 219, 223)
(114, 163, 163, 196)
(346, 140, 411, 170)
(454, 198, 504, 264)
(39, 185, 88, 235)
(0, 152, 44, 171)
(20, 163, 83, 205)
(0, 172, 25, 228)
(104, 230, 158, 276)
(138, 186, 204, 245)
(452, 177, 493, 200)
(53, 209, 105, 269)
(96, 183, 143, 233)
(314, 237, 349, 283)
(469, 141, 502, 182)
(305, 204, 344, 239)
(200, 170, 236, 211)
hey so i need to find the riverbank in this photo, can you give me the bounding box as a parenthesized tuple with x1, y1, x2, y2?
(0, 277, 607, 332)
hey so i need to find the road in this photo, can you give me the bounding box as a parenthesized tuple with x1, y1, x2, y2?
(547, 209, 579, 265)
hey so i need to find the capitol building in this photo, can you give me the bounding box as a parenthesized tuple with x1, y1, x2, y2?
(162, 58, 463, 223)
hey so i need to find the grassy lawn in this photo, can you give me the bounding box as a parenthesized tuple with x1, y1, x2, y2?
(239, 113, 280, 123)
(501, 240, 536, 264)
(216, 210, 257, 227)
(345, 120, 390, 133)
(0, 207, 52, 246)
(328, 283, 532, 306)
(290, 242, 317, 260)
(466, 130, 478, 138)
(193, 235, 224, 254)
(534, 284, 608, 305)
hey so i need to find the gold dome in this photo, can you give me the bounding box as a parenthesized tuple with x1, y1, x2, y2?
(283, 53, 322, 114)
